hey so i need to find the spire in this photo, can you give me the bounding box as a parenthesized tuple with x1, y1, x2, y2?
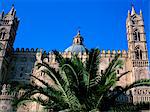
(131, 5, 136, 15)
(0, 10, 4, 18)
(8, 4, 16, 16)
(140, 9, 143, 17)
(128, 10, 130, 18)
(77, 29, 81, 36)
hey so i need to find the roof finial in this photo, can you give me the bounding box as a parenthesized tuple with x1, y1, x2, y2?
(128, 10, 130, 17)
(131, 4, 136, 15)
(77, 26, 81, 35)
(77, 30, 80, 36)
(140, 9, 143, 17)
(8, 4, 15, 16)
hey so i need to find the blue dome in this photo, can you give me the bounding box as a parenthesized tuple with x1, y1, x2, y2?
(65, 31, 88, 54)
(65, 44, 87, 54)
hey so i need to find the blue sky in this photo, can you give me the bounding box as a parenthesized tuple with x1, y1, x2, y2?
(0, 0, 150, 59)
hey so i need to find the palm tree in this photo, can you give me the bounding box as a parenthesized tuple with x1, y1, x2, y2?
(12, 49, 150, 112)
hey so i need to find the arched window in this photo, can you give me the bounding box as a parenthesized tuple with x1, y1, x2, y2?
(0, 32, 2, 38)
(133, 29, 140, 41)
(135, 46, 142, 60)
(0, 28, 7, 40)
(133, 30, 137, 41)
(2, 32, 6, 39)
(138, 32, 140, 41)
(77, 39, 79, 44)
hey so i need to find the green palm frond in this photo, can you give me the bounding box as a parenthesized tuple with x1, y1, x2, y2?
(124, 79, 150, 91)
(13, 49, 150, 112)
(110, 79, 150, 101)
(38, 63, 82, 110)
(86, 48, 100, 80)
(53, 50, 66, 66)
(117, 71, 131, 81)
(61, 63, 79, 87)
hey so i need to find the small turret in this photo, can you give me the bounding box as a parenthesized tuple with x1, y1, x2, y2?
(127, 10, 130, 18)
(0, 10, 4, 19)
(140, 9, 143, 17)
(8, 4, 16, 17)
(131, 5, 136, 15)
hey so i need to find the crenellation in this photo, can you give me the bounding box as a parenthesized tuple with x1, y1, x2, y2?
(15, 48, 20, 52)
(21, 48, 24, 52)
(26, 48, 29, 52)
(0, 4, 149, 111)
(107, 50, 111, 54)
(39, 51, 89, 64)
(31, 48, 34, 52)
(100, 50, 106, 57)
(37, 50, 129, 66)
(66, 51, 72, 58)
(62, 52, 67, 58)
(122, 50, 127, 58)
(99, 50, 128, 58)
(117, 50, 121, 54)
(106, 50, 111, 57)
(18, 89, 26, 98)
(14, 48, 39, 53)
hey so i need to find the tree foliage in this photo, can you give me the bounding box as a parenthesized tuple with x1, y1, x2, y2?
(12, 49, 150, 111)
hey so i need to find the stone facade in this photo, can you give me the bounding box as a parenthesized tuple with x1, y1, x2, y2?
(0, 5, 149, 112)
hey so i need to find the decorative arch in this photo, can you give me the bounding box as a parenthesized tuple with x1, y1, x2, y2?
(135, 45, 142, 60)
(133, 29, 140, 41)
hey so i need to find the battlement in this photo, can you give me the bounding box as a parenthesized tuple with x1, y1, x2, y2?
(60, 50, 128, 58)
(13, 48, 39, 53)
(99, 50, 128, 58)
(11, 48, 129, 59)
(34, 49, 128, 65)
(43, 49, 128, 58)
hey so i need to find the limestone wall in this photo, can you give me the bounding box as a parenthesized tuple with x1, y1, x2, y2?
(7, 48, 37, 84)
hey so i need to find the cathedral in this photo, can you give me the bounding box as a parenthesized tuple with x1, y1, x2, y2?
(0, 5, 149, 112)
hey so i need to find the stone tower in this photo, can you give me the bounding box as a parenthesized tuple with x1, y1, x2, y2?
(0, 5, 19, 83)
(126, 6, 149, 102)
(126, 6, 149, 82)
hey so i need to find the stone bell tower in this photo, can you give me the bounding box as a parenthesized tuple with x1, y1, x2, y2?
(126, 6, 149, 82)
(0, 5, 19, 83)
(126, 6, 150, 103)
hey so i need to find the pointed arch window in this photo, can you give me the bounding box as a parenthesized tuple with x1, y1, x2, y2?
(1, 32, 6, 39)
(0, 28, 7, 40)
(135, 46, 142, 60)
(77, 39, 79, 44)
(133, 29, 140, 41)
